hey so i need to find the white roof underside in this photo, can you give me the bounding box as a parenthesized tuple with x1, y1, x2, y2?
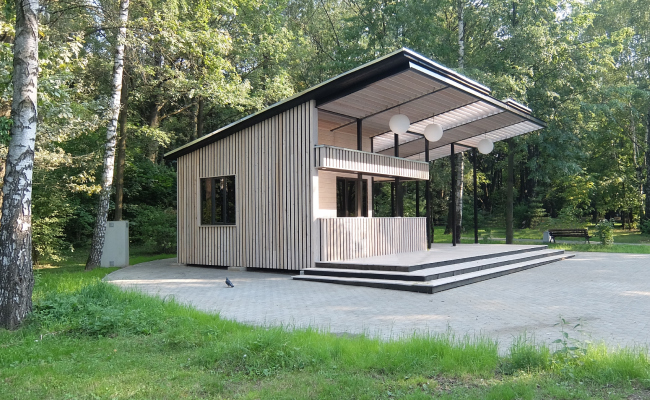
(317, 68, 543, 160)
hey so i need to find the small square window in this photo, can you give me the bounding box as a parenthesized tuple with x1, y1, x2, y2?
(200, 176, 235, 225)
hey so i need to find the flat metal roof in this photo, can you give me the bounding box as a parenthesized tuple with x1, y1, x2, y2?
(165, 48, 545, 160)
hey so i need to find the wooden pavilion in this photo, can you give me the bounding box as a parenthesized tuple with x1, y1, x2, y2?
(164, 48, 546, 271)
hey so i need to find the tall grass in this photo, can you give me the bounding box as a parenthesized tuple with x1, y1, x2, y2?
(1, 262, 649, 399)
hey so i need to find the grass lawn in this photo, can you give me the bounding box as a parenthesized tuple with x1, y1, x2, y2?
(431, 226, 650, 253)
(1, 253, 650, 398)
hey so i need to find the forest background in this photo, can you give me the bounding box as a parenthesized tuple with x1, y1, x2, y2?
(0, 0, 649, 263)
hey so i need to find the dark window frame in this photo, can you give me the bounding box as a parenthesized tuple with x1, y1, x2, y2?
(200, 175, 236, 226)
(336, 177, 368, 217)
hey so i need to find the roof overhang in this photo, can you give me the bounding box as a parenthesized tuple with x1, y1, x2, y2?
(165, 48, 545, 160)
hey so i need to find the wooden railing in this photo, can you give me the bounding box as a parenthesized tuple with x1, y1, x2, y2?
(319, 217, 427, 261)
(315, 145, 429, 180)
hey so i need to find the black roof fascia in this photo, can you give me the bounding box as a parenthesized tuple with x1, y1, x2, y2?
(164, 51, 411, 160)
(400, 49, 492, 95)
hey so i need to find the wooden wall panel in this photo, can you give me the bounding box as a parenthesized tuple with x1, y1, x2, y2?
(317, 170, 371, 218)
(176, 101, 315, 270)
(319, 217, 427, 261)
(318, 126, 371, 152)
(315, 145, 429, 180)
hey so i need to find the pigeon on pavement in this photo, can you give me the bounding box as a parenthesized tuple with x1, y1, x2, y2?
(225, 277, 234, 288)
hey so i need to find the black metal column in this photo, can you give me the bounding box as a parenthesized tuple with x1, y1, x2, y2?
(425, 138, 431, 249)
(473, 148, 479, 243)
(451, 143, 456, 246)
(394, 133, 403, 217)
(357, 119, 363, 217)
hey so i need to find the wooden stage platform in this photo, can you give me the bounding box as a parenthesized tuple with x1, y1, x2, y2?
(293, 244, 574, 293)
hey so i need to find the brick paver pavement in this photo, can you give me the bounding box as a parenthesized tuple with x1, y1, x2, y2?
(104, 252, 650, 351)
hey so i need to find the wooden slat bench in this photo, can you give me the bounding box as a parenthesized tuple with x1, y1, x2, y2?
(548, 229, 591, 243)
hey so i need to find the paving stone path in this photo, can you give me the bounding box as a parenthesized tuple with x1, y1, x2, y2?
(104, 252, 650, 351)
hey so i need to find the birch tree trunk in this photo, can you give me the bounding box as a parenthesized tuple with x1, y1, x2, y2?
(452, 0, 465, 243)
(458, 0, 465, 69)
(643, 111, 650, 219)
(113, 73, 129, 221)
(0, 0, 39, 329)
(454, 152, 464, 243)
(86, 0, 129, 270)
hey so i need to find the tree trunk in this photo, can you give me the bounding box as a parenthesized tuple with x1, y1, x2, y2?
(113, 73, 129, 221)
(450, 1, 465, 242)
(146, 102, 162, 162)
(454, 152, 464, 243)
(0, 0, 39, 330)
(506, 139, 514, 244)
(86, 0, 129, 270)
(0, 151, 5, 216)
(190, 100, 198, 141)
(457, 0, 464, 69)
(197, 96, 204, 137)
(643, 111, 650, 219)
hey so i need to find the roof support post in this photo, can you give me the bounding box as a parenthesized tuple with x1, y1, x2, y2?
(394, 133, 403, 217)
(451, 143, 456, 246)
(473, 148, 478, 243)
(425, 138, 431, 249)
(357, 119, 363, 217)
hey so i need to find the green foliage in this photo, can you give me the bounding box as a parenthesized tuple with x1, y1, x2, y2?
(551, 318, 588, 376)
(31, 210, 73, 264)
(3, 0, 650, 271)
(595, 219, 615, 246)
(640, 219, 650, 235)
(0, 116, 11, 146)
(122, 158, 176, 208)
(33, 282, 164, 337)
(129, 205, 177, 253)
(499, 335, 550, 375)
(1, 261, 649, 398)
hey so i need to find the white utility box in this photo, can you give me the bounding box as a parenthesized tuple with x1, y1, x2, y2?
(101, 220, 129, 267)
(542, 231, 551, 243)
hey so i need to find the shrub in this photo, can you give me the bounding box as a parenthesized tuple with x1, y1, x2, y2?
(595, 219, 614, 246)
(500, 335, 550, 375)
(640, 219, 650, 235)
(512, 200, 546, 229)
(32, 185, 74, 264)
(33, 282, 163, 336)
(129, 205, 177, 253)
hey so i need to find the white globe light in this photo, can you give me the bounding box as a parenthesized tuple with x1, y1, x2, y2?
(389, 114, 410, 134)
(423, 123, 443, 142)
(477, 138, 494, 154)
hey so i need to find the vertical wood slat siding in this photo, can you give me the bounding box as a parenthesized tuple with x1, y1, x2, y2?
(176, 101, 314, 270)
(315, 145, 429, 180)
(319, 217, 427, 261)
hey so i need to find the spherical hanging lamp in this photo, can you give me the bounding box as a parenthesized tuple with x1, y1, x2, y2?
(423, 123, 443, 142)
(477, 138, 494, 154)
(389, 114, 410, 134)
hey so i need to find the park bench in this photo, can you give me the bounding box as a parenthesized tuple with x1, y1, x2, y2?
(548, 229, 591, 244)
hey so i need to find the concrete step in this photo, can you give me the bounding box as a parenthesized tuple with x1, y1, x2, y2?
(293, 254, 574, 294)
(303, 249, 567, 282)
(315, 245, 552, 272)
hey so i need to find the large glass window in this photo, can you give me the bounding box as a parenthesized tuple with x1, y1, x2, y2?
(336, 177, 368, 217)
(200, 176, 236, 225)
